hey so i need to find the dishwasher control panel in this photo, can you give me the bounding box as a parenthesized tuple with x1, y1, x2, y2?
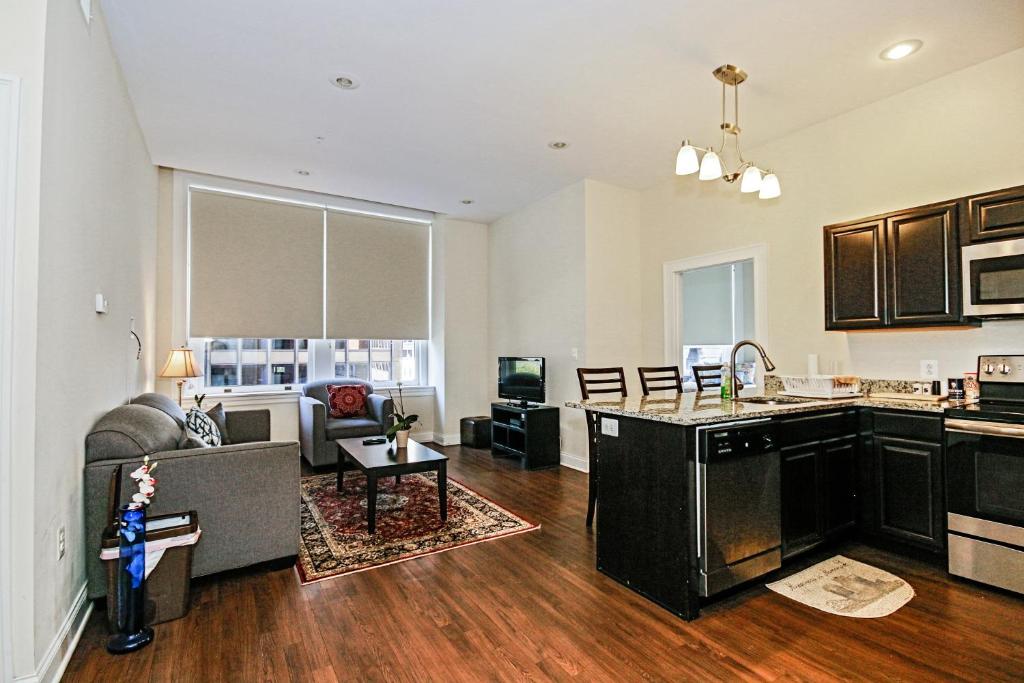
(702, 423, 777, 459)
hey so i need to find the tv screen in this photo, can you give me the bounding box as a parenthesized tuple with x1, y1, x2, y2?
(498, 357, 545, 404)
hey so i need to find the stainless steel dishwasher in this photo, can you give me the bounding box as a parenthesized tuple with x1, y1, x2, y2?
(695, 418, 782, 597)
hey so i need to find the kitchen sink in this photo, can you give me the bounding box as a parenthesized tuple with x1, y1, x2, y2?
(734, 396, 814, 405)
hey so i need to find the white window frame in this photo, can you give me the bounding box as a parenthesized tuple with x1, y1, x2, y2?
(663, 243, 769, 370)
(171, 171, 434, 396)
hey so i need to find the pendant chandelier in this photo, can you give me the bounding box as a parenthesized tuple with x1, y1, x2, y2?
(675, 64, 781, 199)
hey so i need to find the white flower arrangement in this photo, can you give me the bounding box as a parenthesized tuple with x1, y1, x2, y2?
(128, 456, 158, 508)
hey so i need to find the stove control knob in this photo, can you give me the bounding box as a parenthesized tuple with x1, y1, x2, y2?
(983, 363, 996, 375)
(999, 363, 1013, 375)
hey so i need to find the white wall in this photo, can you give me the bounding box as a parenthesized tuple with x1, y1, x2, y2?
(31, 0, 158, 674)
(0, 1, 48, 676)
(583, 179, 643, 396)
(489, 182, 588, 464)
(430, 218, 489, 443)
(638, 47, 1024, 380)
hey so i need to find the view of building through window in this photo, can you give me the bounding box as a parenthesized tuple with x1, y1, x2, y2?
(190, 338, 421, 388)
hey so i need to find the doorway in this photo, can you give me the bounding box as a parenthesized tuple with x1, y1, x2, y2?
(663, 245, 768, 390)
(0, 73, 21, 680)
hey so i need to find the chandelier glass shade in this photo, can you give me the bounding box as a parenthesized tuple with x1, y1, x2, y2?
(675, 64, 780, 200)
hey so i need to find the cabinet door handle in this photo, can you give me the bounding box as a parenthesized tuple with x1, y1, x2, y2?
(945, 418, 1024, 439)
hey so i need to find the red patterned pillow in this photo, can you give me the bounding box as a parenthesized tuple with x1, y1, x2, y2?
(327, 384, 368, 418)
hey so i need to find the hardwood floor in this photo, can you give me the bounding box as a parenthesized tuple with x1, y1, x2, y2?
(65, 444, 1024, 682)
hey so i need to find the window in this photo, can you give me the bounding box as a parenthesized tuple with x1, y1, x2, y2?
(332, 339, 419, 384)
(189, 338, 423, 390)
(192, 338, 309, 388)
(678, 258, 759, 388)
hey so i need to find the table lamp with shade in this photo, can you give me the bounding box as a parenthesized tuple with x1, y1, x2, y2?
(159, 346, 202, 406)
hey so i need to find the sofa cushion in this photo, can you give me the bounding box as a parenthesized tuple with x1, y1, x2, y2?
(85, 404, 182, 463)
(186, 408, 222, 447)
(130, 392, 187, 429)
(204, 402, 231, 445)
(303, 378, 374, 408)
(325, 417, 384, 440)
(327, 384, 368, 418)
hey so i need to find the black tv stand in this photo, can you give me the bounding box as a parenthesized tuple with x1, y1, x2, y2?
(490, 402, 559, 470)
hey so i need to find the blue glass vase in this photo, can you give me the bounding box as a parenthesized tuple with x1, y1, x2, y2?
(106, 504, 154, 654)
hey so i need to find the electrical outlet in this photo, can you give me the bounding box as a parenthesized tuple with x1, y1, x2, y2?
(920, 360, 939, 380)
(601, 418, 619, 437)
(57, 526, 66, 560)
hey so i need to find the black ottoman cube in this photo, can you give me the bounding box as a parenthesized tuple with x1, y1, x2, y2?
(460, 416, 492, 448)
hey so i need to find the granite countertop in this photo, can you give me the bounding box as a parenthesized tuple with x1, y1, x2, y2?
(565, 388, 975, 427)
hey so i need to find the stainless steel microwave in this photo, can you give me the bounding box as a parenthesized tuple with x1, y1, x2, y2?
(962, 237, 1024, 317)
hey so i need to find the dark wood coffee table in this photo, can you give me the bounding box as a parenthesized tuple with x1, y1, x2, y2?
(335, 437, 449, 534)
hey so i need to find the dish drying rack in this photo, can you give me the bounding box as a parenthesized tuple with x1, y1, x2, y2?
(778, 375, 862, 399)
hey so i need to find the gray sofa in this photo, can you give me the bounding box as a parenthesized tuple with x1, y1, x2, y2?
(84, 392, 300, 600)
(299, 379, 394, 466)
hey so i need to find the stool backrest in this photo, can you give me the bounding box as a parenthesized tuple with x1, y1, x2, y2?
(692, 364, 723, 391)
(637, 366, 683, 396)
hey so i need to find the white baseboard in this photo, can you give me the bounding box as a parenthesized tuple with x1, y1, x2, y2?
(434, 432, 461, 446)
(411, 430, 434, 444)
(560, 451, 588, 472)
(15, 583, 92, 683)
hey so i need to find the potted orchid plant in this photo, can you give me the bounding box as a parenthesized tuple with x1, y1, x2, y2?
(129, 455, 158, 508)
(386, 382, 418, 448)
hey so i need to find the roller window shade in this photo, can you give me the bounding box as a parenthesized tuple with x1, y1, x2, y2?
(189, 190, 324, 338)
(325, 210, 429, 339)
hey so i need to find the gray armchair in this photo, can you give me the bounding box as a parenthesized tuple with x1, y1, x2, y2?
(299, 379, 394, 466)
(83, 393, 300, 600)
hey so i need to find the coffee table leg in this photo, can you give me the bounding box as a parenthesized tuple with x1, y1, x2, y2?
(395, 474, 401, 486)
(367, 474, 378, 534)
(337, 465, 344, 492)
(438, 462, 448, 524)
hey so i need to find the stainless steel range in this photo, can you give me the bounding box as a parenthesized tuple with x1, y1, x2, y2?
(944, 355, 1024, 594)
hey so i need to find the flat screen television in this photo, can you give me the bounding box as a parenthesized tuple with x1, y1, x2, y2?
(498, 357, 545, 405)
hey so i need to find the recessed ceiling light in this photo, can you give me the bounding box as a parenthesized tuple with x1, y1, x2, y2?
(331, 74, 360, 90)
(461, 199, 474, 205)
(548, 141, 569, 150)
(880, 39, 923, 61)
(296, 169, 310, 176)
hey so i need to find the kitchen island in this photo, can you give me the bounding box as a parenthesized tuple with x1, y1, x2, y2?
(567, 389, 971, 620)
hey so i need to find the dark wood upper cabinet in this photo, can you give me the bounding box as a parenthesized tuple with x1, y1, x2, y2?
(824, 220, 886, 329)
(963, 184, 1024, 244)
(824, 194, 985, 330)
(886, 202, 962, 325)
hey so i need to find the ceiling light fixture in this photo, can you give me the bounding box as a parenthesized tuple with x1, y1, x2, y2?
(674, 64, 780, 200)
(548, 141, 569, 150)
(880, 39, 923, 61)
(331, 74, 360, 90)
(461, 199, 474, 205)
(296, 169, 310, 176)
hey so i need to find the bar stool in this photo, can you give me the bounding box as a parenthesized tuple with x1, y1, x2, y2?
(692, 364, 724, 391)
(576, 367, 627, 528)
(637, 366, 683, 396)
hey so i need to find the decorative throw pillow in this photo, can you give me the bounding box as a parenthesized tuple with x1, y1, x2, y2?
(327, 384, 368, 418)
(185, 407, 222, 447)
(205, 402, 231, 445)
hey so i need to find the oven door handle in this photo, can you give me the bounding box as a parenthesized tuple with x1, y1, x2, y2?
(945, 418, 1024, 439)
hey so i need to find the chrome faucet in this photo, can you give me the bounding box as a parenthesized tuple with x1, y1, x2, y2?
(729, 340, 776, 395)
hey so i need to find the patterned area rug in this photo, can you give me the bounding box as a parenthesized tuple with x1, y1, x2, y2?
(297, 471, 539, 584)
(766, 555, 915, 618)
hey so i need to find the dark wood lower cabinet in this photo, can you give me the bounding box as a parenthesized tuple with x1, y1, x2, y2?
(822, 436, 857, 535)
(874, 435, 945, 552)
(781, 435, 858, 559)
(781, 444, 822, 558)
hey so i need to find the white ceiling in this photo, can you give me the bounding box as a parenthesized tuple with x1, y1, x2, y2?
(102, 0, 1024, 222)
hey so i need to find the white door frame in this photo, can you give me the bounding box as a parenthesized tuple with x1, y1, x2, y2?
(0, 73, 22, 683)
(662, 243, 769, 367)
